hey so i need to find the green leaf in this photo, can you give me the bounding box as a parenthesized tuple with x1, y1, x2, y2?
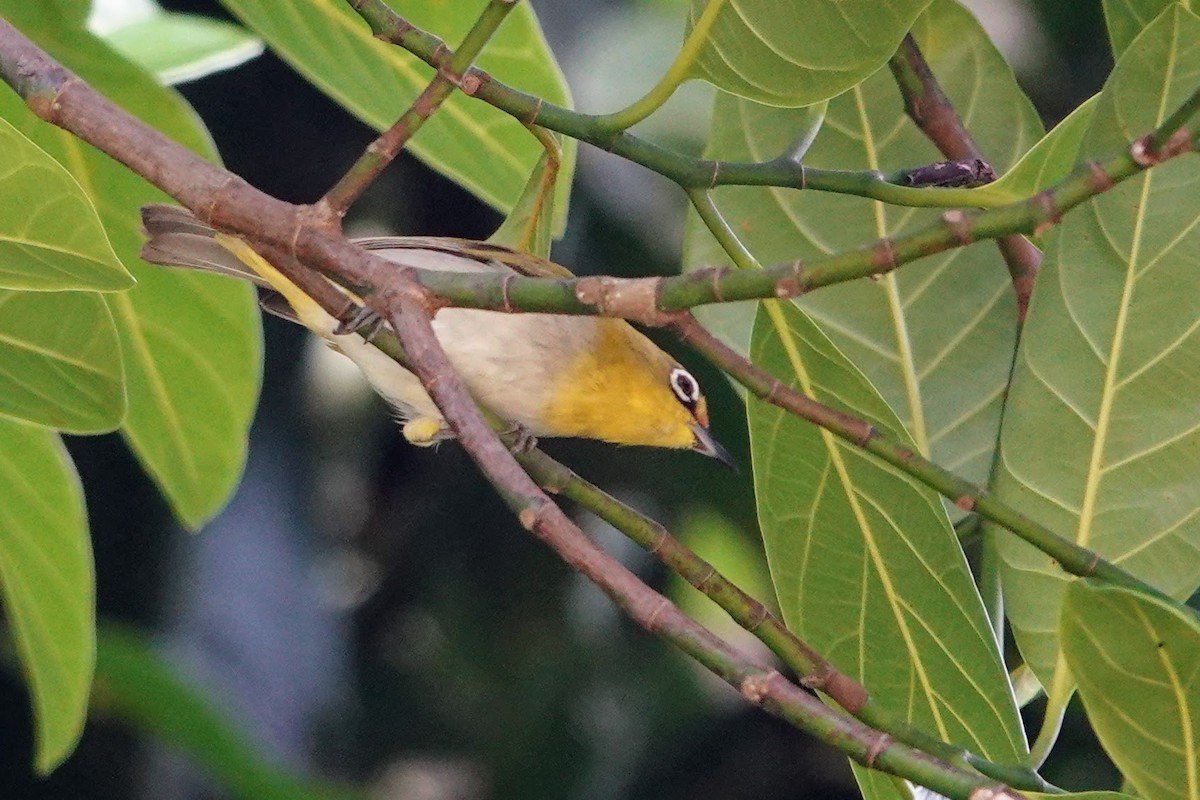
(749, 302, 1025, 800)
(94, 625, 364, 800)
(0, 290, 124, 433)
(0, 4, 263, 527)
(684, 0, 931, 107)
(1104, 0, 1198, 58)
(1062, 582, 1200, 800)
(218, 0, 574, 232)
(0, 116, 130, 291)
(0, 419, 93, 774)
(968, 94, 1098, 207)
(1027, 795, 1137, 800)
(684, 0, 1040, 491)
(93, 4, 264, 86)
(991, 5, 1200, 684)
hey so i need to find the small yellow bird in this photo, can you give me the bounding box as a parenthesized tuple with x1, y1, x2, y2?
(140, 205, 731, 465)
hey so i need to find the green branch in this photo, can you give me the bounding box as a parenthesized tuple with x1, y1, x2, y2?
(343, 0, 988, 207)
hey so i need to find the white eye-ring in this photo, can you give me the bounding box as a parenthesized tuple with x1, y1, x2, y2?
(669, 367, 701, 407)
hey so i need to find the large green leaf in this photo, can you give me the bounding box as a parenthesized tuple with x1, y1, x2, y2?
(1104, 0, 1198, 58)
(991, 5, 1200, 685)
(749, 302, 1024, 799)
(0, 116, 130, 291)
(685, 0, 1039, 490)
(91, 2, 264, 86)
(218, 0, 573, 231)
(1062, 582, 1200, 800)
(0, 4, 263, 527)
(0, 290, 124, 433)
(684, 0, 930, 107)
(0, 419, 93, 773)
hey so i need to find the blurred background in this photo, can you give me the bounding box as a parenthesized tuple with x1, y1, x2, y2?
(0, 1, 1122, 797)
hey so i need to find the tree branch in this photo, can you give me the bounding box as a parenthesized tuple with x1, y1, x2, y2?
(888, 34, 1041, 321)
(0, 17, 1028, 798)
(343, 0, 1007, 209)
(669, 311, 1172, 604)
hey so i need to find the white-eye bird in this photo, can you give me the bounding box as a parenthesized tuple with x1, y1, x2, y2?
(139, 205, 731, 465)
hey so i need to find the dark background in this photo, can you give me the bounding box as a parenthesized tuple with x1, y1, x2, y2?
(0, 2, 1120, 798)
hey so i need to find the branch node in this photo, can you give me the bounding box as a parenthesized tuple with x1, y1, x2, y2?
(864, 732, 893, 768)
(645, 597, 671, 631)
(575, 276, 669, 326)
(744, 601, 769, 631)
(1030, 190, 1061, 238)
(693, 563, 717, 591)
(708, 160, 720, 189)
(871, 237, 899, 277)
(1086, 160, 1115, 193)
(941, 210, 972, 246)
(709, 267, 728, 303)
(500, 273, 515, 312)
(855, 424, 877, 447)
(739, 670, 780, 704)
(1130, 134, 1156, 167)
(954, 495, 977, 512)
(969, 787, 1024, 800)
(774, 261, 807, 298)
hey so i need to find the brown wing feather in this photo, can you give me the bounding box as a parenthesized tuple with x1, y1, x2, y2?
(353, 235, 574, 279)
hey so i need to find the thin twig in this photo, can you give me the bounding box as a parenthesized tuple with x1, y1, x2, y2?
(323, 0, 517, 215)
(343, 0, 1014, 208)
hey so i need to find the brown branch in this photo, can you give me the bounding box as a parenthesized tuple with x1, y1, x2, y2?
(888, 34, 1041, 322)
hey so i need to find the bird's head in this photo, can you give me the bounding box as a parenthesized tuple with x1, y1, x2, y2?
(542, 319, 733, 466)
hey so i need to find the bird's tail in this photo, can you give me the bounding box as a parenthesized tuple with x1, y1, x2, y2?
(140, 204, 347, 336)
(139, 204, 269, 287)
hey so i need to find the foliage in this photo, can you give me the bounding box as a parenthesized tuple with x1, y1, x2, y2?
(0, 1, 1198, 798)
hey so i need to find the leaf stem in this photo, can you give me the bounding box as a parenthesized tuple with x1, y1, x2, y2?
(590, 0, 726, 132)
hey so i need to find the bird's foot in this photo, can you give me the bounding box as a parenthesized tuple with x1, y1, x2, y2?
(504, 423, 538, 454)
(336, 304, 385, 340)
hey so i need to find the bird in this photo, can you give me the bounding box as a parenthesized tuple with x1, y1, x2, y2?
(139, 204, 732, 466)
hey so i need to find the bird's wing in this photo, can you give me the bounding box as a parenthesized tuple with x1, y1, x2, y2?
(354, 235, 575, 280)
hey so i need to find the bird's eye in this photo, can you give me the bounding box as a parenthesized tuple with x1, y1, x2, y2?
(669, 367, 700, 407)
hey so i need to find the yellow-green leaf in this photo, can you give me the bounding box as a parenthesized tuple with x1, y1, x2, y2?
(0, 419, 93, 774)
(749, 302, 1024, 800)
(992, 5, 1200, 685)
(0, 289, 124, 433)
(0, 4, 263, 526)
(0, 116, 130, 291)
(1062, 581, 1200, 800)
(219, 0, 574, 232)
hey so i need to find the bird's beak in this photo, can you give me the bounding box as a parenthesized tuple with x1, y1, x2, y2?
(691, 422, 737, 470)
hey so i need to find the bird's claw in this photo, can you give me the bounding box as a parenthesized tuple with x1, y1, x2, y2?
(336, 304, 384, 339)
